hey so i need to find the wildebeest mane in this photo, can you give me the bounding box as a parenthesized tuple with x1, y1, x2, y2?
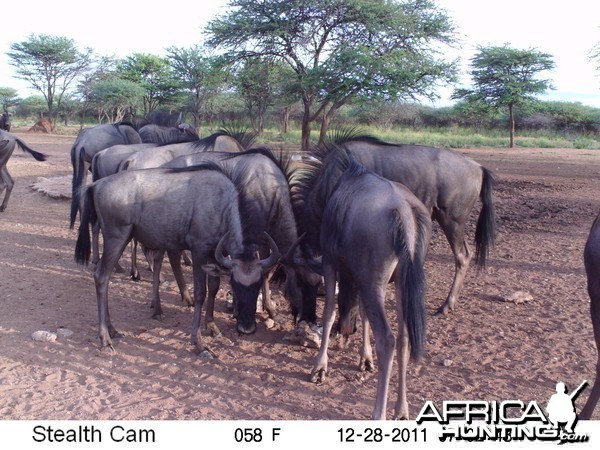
(222, 146, 298, 186)
(218, 126, 257, 150)
(291, 143, 355, 253)
(187, 131, 228, 151)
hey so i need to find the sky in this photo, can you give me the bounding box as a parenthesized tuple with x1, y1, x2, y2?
(1, 0, 599, 107)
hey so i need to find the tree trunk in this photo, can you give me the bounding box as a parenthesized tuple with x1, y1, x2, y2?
(509, 103, 515, 148)
(281, 107, 289, 134)
(301, 99, 312, 152)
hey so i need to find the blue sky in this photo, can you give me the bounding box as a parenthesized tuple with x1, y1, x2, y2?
(1, 0, 599, 107)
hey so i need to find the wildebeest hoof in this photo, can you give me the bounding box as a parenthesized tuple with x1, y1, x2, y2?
(130, 273, 141, 281)
(282, 321, 322, 348)
(310, 367, 327, 384)
(195, 347, 217, 359)
(152, 313, 164, 321)
(206, 322, 222, 337)
(359, 359, 374, 372)
(435, 304, 453, 317)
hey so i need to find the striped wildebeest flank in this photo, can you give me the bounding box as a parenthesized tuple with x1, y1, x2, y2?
(581, 213, 600, 419)
(161, 148, 318, 336)
(0, 130, 47, 212)
(294, 131, 496, 319)
(69, 122, 142, 228)
(307, 152, 431, 420)
(111, 129, 256, 282)
(74, 164, 279, 356)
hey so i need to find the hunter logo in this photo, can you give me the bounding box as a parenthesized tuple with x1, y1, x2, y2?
(416, 380, 590, 444)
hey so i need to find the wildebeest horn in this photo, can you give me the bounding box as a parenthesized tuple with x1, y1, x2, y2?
(284, 232, 306, 265)
(215, 233, 233, 270)
(260, 232, 280, 270)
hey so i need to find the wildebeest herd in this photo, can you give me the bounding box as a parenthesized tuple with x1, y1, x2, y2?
(2, 112, 600, 420)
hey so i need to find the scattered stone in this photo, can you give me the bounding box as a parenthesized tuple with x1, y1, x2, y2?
(32, 330, 57, 342)
(57, 328, 74, 338)
(443, 359, 453, 367)
(503, 291, 533, 304)
(264, 318, 275, 329)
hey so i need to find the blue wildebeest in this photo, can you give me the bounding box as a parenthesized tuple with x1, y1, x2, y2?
(161, 148, 320, 335)
(74, 164, 279, 355)
(1, 130, 47, 212)
(294, 133, 496, 320)
(582, 213, 600, 419)
(0, 111, 10, 131)
(306, 151, 431, 420)
(69, 122, 142, 228)
(113, 130, 254, 282)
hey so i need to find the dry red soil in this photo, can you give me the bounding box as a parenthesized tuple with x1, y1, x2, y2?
(1, 131, 599, 420)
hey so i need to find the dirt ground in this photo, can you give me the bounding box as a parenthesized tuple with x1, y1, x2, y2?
(1, 130, 599, 421)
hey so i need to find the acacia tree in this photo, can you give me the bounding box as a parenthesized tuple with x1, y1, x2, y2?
(117, 53, 180, 116)
(206, 0, 456, 150)
(7, 34, 93, 129)
(0, 87, 19, 111)
(166, 45, 227, 129)
(453, 45, 555, 148)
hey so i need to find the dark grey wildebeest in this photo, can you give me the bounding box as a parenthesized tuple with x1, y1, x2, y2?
(74, 164, 279, 355)
(308, 155, 431, 420)
(112, 130, 254, 282)
(1, 130, 47, 212)
(69, 122, 142, 228)
(582, 213, 600, 419)
(297, 133, 495, 318)
(0, 111, 10, 131)
(161, 148, 320, 335)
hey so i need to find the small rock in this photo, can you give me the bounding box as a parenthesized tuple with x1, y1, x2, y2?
(57, 328, 74, 338)
(503, 291, 533, 304)
(264, 318, 275, 329)
(443, 359, 453, 367)
(32, 330, 57, 342)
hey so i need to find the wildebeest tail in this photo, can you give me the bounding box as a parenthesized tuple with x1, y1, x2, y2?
(74, 186, 95, 266)
(16, 138, 47, 161)
(69, 145, 86, 229)
(474, 167, 497, 267)
(392, 208, 429, 361)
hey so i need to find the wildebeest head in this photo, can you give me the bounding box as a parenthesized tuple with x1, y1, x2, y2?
(203, 232, 280, 334)
(273, 234, 323, 324)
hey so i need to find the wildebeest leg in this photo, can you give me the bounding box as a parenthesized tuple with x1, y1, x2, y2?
(204, 275, 222, 337)
(360, 284, 395, 420)
(262, 271, 278, 319)
(130, 239, 141, 280)
(435, 214, 472, 315)
(359, 304, 374, 372)
(167, 250, 193, 307)
(310, 260, 337, 383)
(581, 269, 600, 419)
(94, 231, 131, 350)
(151, 250, 166, 319)
(190, 254, 212, 357)
(393, 276, 411, 419)
(91, 221, 101, 265)
(0, 166, 14, 212)
(182, 251, 192, 266)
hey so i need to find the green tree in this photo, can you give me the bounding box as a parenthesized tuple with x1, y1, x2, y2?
(0, 87, 20, 111)
(453, 44, 555, 148)
(234, 58, 288, 134)
(6, 34, 93, 129)
(166, 45, 227, 129)
(117, 53, 180, 116)
(206, 0, 456, 150)
(89, 79, 145, 123)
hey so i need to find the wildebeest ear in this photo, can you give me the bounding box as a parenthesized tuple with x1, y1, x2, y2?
(201, 263, 230, 277)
